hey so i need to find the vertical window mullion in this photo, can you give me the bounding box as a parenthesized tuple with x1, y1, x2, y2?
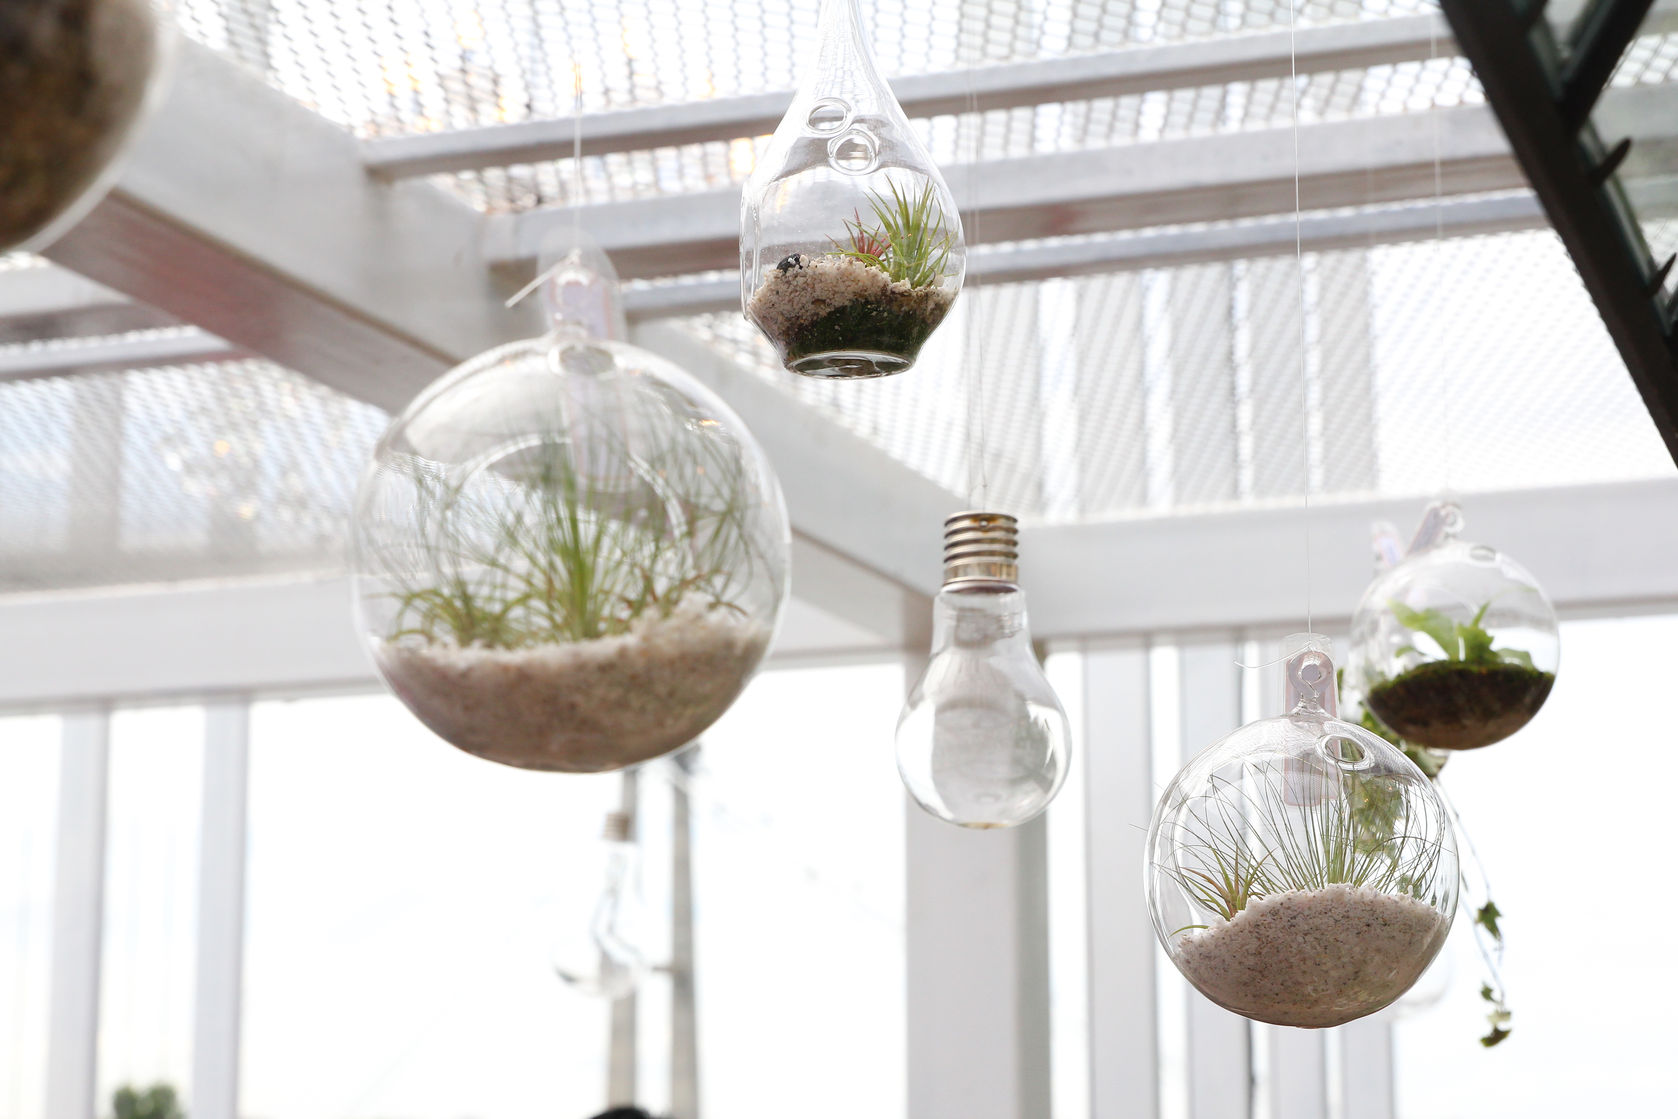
(45, 708, 111, 1119)
(192, 699, 252, 1119)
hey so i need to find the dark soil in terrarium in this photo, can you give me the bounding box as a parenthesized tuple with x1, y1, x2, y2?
(0, 0, 158, 248)
(747, 254, 952, 377)
(1365, 661, 1554, 750)
(783, 293, 949, 365)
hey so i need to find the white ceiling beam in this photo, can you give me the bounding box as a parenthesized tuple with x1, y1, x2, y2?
(39, 40, 541, 415)
(5, 477, 1672, 709)
(0, 266, 126, 326)
(493, 86, 1678, 280)
(362, 14, 1453, 178)
(0, 264, 178, 341)
(1022, 478, 1678, 640)
(622, 176, 1678, 318)
(0, 575, 898, 713)
(622, 193, 1551, 319)
(0, 328, 246, 382)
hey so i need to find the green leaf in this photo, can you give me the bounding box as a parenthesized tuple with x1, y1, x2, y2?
(1476, 901, 1504, 941)
(1498, 647, 1535, 669)
(1479, 983, 1495, 1002)
(1458, 620, 1496, 664)
(1388, 601, 1463, 661)
(1481, 1024, 1512, 1047)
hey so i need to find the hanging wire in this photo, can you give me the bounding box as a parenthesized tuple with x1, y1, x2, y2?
(572, 59, 584, 248)
(963, 18, 990, 511)
(503, 60, 589, 311)
(1286, 1, 1314, 634)
(1428, 10, 1457, 495)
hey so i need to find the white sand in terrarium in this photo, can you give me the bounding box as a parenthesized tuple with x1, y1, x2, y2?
(1174, 884, 1449, 1028)
(374, 598, 770, 773)
(747, 254, 951, 340)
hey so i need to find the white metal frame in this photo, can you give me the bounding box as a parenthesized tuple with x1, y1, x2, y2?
(43, 711, 110, 1119)
(361, 15, 1456, 178)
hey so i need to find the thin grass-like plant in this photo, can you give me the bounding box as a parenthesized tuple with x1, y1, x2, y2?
(365, 400, 766, 650)
(835, 181, 956, 289)
(1158, 752, 1449, 928)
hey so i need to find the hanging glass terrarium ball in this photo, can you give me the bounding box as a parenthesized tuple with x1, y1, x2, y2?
(740, 0, 965, 379)
(1350, 500, 1558, 751)
(351, 238, 790, 773)
(1147, 636, 1458, 1029)
(1, 0, 172, 251)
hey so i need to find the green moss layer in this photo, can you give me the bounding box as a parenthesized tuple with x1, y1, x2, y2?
(1366, 661, 1554, 751)
(780, 292, 951, 366)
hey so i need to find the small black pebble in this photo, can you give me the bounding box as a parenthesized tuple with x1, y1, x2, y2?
(777, 253, 805, 272)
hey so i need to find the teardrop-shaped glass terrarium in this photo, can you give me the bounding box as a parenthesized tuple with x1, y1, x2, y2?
(741, 0, 965, 379)
(1350, 500, 1558, 751)
(1146, 636, 1458, 1029)
(351, 236, 791, 772)
(1, 0, 174, 252)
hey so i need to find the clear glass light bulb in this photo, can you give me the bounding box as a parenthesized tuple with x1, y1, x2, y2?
(895, 513, 1071, 829)
(551, 812, 650, 1000)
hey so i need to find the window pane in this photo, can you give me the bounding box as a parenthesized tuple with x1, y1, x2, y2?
(1394, 614, 1678, 1116)
(98, 706, 203, 1117)
(691, 661, 907, 1119)
(242, 694, 622, 1119)
(0, 716, 60, 1119)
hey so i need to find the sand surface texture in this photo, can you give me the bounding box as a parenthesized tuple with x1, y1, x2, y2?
(1174, 884, 1449, 1028)
(376, 599, 769, 772)
(749, 256, 950, 338)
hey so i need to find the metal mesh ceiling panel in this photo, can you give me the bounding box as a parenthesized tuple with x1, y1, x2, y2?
(175, 1, 1433, 138)
(437, 54, 1481, 212)
(676, 226, 1672, 520)
(0, 361, 386, 595)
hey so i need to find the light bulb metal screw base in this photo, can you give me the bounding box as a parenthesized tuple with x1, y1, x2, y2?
(943, 511, 1019, 589)
(602, 811, 633, 842)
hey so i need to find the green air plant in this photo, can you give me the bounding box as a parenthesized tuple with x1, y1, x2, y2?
(836, 181, 956, 289)
(1159, 758, 1449, 931)
(375, 415, 762, 652)
(1365, 600, 1555, 750)
(110, 1083, 183, 1119)
(1388, 601, 1534, 670)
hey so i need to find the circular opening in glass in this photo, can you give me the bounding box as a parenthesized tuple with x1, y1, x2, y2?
(828, 128, 879, 174)
(806, 97, 852, 134)
(1318, 734, 1374, 770)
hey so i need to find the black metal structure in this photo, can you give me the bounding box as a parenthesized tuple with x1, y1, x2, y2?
(1440, 0, 1678, 463)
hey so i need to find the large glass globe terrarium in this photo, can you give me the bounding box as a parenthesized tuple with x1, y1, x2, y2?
(1147, 636, 1458, 1029)
(351, 240, 791, 773)
(1, 0, 173, 252)
(740, 0, 965, 379)
(1351, 500, 1558, 751)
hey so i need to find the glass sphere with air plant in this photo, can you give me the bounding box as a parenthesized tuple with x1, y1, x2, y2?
(740, 0, 964, 378)
(351, 238, 790, 773)
(1350, 500, 1558, 751)
(1, 0, 173, 251)
(1146, 636, 1458, 1029)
